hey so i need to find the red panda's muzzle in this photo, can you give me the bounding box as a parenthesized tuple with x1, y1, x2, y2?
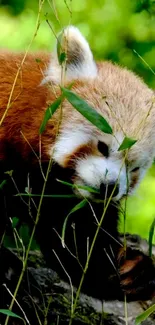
(100, 182, 119, 199)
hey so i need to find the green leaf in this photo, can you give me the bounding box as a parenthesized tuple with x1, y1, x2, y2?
(0, 309, 22, 319)
(59, 52, 66, 65)
(61, 199, 87, 247)
(35, 58, 42, 63)
(39, 95, 63, 134)
(135, 304, 155, 324)
(56, 179, 99, 194)
(15, 193, 76, 198)
(61, 87, 113, 134)
(148, 217, 155, 257)
(5, 170, 13, 177)
(57, 29, 67, 65)
(57, 30, 65, 65)
(12, 217, 19, 228)
(0, 179, 6, 189)
(118, 137, 137, 151)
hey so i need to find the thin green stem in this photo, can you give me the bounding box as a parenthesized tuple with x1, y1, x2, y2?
(4, 157, 53, 325)
(4, 1, 46, 323)
(69, 154, 128, 324)
(68, 192, 116, 325)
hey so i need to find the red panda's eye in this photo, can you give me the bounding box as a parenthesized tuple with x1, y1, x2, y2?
(131, 167, 140, 173)
(98, 141, 109, 158)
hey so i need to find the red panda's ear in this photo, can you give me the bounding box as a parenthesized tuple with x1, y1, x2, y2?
(43, 26, 97, 85)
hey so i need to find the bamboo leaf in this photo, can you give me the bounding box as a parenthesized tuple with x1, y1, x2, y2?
(35, 58, 42, 63)
(61, 87, 113, 134)
(0, 179, 6, 189)
(59, 52, 66, 65)
(148, 217, 155, 257)
(56, 179, 99, 194)
(39, 83, 74, 134)
(135, 304, 155, 324)
(61, 199, 87, 248)
(5, 170, 13, 177)
(15, 193, 76, 198)
(0, 309, 22, 319)
(57, 30, 66, 65)
(39, 95, 63, 134)
(12, 217, 20, 228)
(118, 137, 137, 151)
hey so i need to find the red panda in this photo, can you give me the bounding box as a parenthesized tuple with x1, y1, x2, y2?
(0, 26, 155, 302)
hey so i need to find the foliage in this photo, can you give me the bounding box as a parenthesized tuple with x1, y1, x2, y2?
(61, 87, 113, 134)
(0, 309, 22, 320)
(118, 137, 137, 151)
(0, 1, 155, 240)
(120, 165, 155, 241)
(135, 303, 155, 324)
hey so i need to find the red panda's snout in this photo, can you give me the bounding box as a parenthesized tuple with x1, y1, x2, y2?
(52, 126, 151, 201)
(69, 154, 145, 201)
(52, 129, 130, 201)
(74, 155, 127, 201)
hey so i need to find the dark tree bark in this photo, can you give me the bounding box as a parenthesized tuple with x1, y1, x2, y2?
(0, 234, 155, 325)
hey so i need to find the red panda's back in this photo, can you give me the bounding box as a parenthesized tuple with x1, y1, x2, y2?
(0, 51, 54, 161)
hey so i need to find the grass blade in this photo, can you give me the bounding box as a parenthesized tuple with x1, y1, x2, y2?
(39, 95, 63, 134)
(12, 217, 20, 228)
(135, 304, 155, 324)
(57, 29, 67, 65)
(61, 199, 87, 248)
(0, 179, 6, 189)
(61, 87, 113, 134)
(15, 193, 76, 198)
(0, 309, 22, 319)
(56, 179, 99, 194)
(148, 217, 155, 257)
(118, 136, 137, 151)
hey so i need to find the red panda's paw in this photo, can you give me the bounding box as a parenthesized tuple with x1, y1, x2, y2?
(118, 247, 155, 300)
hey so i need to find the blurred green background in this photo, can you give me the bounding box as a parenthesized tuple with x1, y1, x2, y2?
(0, 0, 155, 242)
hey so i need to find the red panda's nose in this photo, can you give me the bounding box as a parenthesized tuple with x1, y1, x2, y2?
(100, 183, 119, 198)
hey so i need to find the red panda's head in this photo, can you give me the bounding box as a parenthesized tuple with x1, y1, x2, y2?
(43, 26, 155, 201)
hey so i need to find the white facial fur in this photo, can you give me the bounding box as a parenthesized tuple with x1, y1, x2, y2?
(43, 26, 97, 85)
(75, 156, 151, 200)
(52, 126, 92, 166)
(45, 25, 155, 201)
(52, 128, 151, 201)
(75, 156, 126, 200)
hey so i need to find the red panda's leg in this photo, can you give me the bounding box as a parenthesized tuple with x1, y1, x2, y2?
(117, 247, 155, 300)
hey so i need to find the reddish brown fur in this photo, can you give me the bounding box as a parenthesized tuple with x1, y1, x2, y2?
(0, 52, 59, 162)
(0, 52, 99, 165)
(130, 172, 139, 189)
(119, 255, 143, 275)
(63, 143, 102, 168)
